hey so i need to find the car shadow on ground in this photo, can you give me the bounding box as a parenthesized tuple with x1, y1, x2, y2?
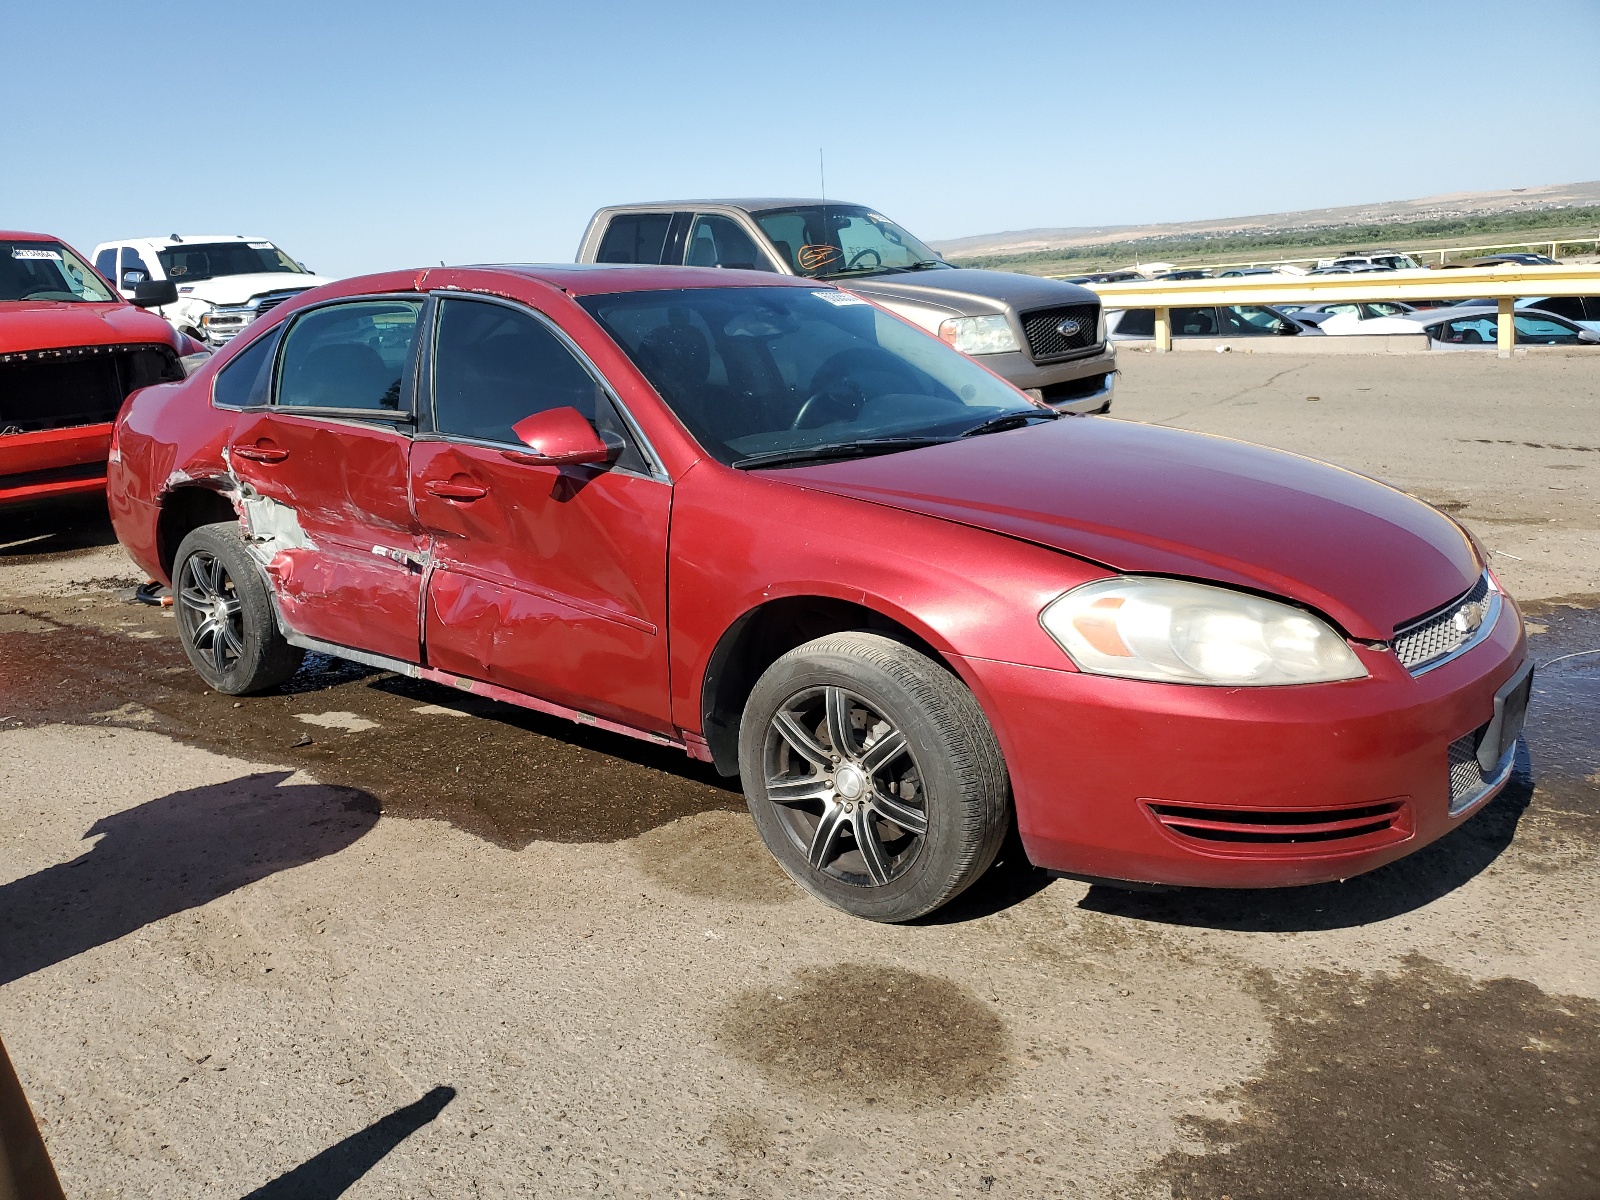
(0, 772, 378, 986)
(241, 1086, 455, 1199)
(1076, 753, 1535, 933)
(0, 496, 119, 561)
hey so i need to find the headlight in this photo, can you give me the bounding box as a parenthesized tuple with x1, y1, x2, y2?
(938, 315, 1019, 355)
(1040, 577, 1367, 686)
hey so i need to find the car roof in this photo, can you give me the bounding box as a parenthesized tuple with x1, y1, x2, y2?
(596, 198, 865, 215)
(100, 234, 275, 248)
(0, 230, 66, 242)
(441, 263, 822, 297)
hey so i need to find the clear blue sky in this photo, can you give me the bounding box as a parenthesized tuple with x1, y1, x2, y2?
(6, 1, 1597, 277)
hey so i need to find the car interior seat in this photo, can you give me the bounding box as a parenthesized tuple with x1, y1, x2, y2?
(290, 343, 395, 408)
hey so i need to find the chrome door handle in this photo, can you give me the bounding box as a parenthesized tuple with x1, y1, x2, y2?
(230, 443, 289, 463)
(424, 479, 489, 501)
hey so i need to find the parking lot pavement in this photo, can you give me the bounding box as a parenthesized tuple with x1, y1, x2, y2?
(2, 357, 1598, 1197)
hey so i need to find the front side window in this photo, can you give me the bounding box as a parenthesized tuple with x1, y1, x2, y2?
(1514, 315, 1581, 345)
(752, 205, 942, 279)
(431, 297, 647, 472)
(94, 248, 117, 282)
(580, 286, 1042, 467)
(277, 300, 423, 411)
(1222, 306, 1290, 335)
(595, 214, 673, 265)
(119, 247, 153, 286)
(0, 241, 116, 302)
(157, 241, 302, 282)
(685, 215, 774, 271)
(1365, 302, 1411, 317)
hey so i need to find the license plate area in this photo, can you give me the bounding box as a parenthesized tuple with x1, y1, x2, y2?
(1477, 661, 1533, 773)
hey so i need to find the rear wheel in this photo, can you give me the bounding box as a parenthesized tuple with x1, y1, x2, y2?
(173, 522, 303, 694)
(739, 632, 1010, 922)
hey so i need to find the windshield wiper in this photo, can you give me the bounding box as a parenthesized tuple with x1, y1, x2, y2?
(960, 411, 1061, 437)
(732, 436, 953, 470)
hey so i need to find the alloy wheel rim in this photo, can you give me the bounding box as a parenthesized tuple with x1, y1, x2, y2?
(762, 685, 927, 887)
(177, 551, 245, 675)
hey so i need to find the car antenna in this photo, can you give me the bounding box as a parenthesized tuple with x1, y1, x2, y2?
(819, 147, 825, 204)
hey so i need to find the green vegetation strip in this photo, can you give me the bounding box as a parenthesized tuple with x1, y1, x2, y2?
(952, 206, 1600, 276)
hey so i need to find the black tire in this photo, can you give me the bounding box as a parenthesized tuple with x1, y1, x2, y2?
(172, 521, 303, 694)
(738, 632, 1011, 922)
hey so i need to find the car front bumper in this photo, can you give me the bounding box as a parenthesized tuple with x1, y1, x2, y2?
(953, 593, 1528, 888)
(980, 345, 1118, 413)
(0, 424, 112, 506)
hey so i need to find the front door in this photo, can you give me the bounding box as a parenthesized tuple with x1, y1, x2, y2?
(226, 297, 428, 663)
(410, 295, 674, 733)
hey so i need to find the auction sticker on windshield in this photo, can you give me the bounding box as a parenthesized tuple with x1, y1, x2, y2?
(812, 290, 867, 306)
(12, 248, 62, 260)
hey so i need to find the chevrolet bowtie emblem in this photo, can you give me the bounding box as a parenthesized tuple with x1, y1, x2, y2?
(1453, 603, 1485, 635)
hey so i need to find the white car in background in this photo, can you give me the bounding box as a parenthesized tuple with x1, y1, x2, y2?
(90, 235, 330, 348)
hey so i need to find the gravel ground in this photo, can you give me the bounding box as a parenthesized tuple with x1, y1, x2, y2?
(1, 351, 1596, 1198)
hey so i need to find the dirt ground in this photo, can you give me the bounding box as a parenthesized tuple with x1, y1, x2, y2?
(2, 351, 1596, 1198)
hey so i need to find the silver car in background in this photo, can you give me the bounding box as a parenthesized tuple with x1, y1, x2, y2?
(576, 200, 1117, 413)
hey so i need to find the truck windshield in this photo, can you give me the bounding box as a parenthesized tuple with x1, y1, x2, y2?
(156, 242, 303, 282)
(580, 286, 1043, 467)
(753, 205, 946, 279)
(1, 241, 116, 303)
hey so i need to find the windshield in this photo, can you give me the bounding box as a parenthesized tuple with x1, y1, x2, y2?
(1, 241, 116, 303)
(753, 205, 945, 279)
(156, 241, 303, 282)
(580, 286, 1044, 467)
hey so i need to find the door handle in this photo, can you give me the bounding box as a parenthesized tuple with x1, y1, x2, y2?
(230, 442, 289, 463)
(424, 479, 489, 501)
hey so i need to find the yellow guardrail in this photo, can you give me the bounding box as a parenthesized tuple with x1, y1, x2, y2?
(1087, 264, 1600, 356)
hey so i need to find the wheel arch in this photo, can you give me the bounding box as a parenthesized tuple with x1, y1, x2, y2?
(698, 594, 962, 776)
(156, 482, 239, 581)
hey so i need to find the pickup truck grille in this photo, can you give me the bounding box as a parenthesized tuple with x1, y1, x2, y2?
(0, 343, 181, 433)
(1020, 304, 1101, 361)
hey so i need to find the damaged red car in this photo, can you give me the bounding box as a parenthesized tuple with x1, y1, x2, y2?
(107, 265, 1531, 921)
(1, 231, 195, 508)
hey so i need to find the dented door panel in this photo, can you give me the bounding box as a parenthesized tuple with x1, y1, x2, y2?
(411, 440, 673, 732)
(229, 411, 426, 662)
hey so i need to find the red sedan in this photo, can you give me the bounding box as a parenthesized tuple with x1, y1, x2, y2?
(107, 265, 1530, 921)
(1, 231, 191, 507)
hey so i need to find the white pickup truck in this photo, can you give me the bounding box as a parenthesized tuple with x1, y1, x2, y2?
(90, 234, 330, 348)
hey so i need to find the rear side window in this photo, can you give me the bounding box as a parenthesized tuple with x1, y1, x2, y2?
(432, 297, 646, 472)
(596, 214, 673, 264)
(213, 332, 279, 409)
(94, 248, 117, 281)
(277, 300, 423, 411)
(1172, 307, 1218, 336)
(1114, 309, 1154, 337)
(1531, 296, 1583, 321)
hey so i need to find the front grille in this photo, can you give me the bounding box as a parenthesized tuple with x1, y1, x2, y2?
(1448, 733, 1493, 813)
(252, 289, 305, 317)
(0, 344, 180, 433)
(1146, 800, 1407, 850)
(1020, 303, 1100, 361)
(1393, 573, 1493, 673)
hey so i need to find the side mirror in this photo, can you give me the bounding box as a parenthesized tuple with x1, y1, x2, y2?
(1278, 321, 1300, 335)
(121, 269, 148, 288)
(504, 406, 613, 466)
(1579, 329, 1600, 344)
(130, 280, 179, 308)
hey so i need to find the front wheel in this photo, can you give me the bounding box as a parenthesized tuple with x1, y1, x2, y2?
(738, 632, 1011, 922)
(173, 521, 303, 694)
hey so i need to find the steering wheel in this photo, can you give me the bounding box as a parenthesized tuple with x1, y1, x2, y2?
(790, 379, 865, 430)
(845, 247, 882, 270)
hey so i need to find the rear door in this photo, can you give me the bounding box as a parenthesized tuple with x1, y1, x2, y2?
(410, 294, 674, 732)
(224, 296, 429, 663)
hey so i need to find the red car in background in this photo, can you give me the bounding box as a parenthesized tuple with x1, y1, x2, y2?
(107, 265, 1530, 921)
(1, 231, 196, 507)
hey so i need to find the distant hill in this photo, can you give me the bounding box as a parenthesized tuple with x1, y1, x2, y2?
(932, 181, 1600, 258)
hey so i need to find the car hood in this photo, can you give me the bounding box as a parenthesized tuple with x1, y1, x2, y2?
(840, 267, 1098, 317)
(172, 273, 329, 305)
(0, 300, 177, 353)
(775, 418, 1479, 640)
